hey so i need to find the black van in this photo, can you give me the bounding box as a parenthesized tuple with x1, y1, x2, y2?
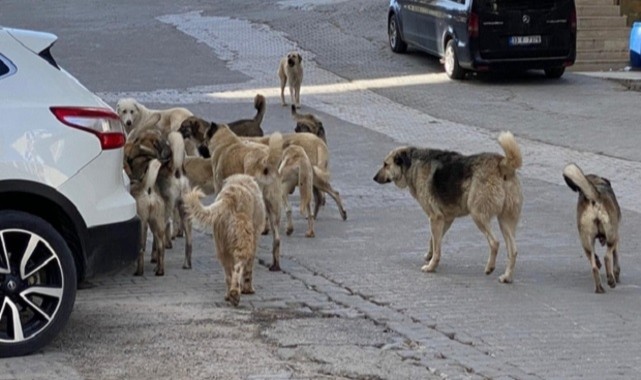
(388, 0, 576, 79)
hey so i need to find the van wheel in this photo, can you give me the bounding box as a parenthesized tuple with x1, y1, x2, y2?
(544, 67, 565, 79)
(0, 211, 77, 358)
(388, 14, 407, 53)
(444, 40, 466, 80)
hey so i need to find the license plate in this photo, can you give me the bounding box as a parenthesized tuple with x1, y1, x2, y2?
(509, 35, 542, 45)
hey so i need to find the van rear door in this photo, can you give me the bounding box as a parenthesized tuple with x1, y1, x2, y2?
(473, 0, 575, 61)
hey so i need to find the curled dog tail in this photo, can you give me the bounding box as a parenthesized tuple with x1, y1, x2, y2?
(267, 132, 283, 169)
(184, 187, 225, 227)
(563, 164, 599, 202)
(498, 131, 522, 176)
(143, 159, 162, 193)
(253, 94, 266, 126)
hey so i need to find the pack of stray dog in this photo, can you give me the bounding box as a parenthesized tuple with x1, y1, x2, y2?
(117, 52, 621, 309)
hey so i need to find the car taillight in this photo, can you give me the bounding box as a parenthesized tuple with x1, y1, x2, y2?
(468, 13, 479, 38)
(570, 8, 577, 33)
(50, 107, 126, 150)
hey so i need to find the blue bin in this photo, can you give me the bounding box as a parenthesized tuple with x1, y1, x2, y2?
(630, 22, 641, 68)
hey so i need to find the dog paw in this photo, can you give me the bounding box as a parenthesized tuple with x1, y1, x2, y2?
(133, 270, 143, 276)
(595, 284, 605, 294)
(485, 266, 495, 275)
(498, 274, 513, 284)
(241, 287, 255, 295)
(340, 209, 347, 221)
(607, 275, 616, 288)
(155, 269, 165, 276)
(421, 264, 436, 273)
(269, 263, 281, 272)
(286, 226, 294, 236)
(305, 230, 315, 238)
(182, 263, 192, 270)
(228, 290, 240, 306)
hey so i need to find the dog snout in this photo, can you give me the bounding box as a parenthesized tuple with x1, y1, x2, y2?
(373, 169, 391, 184)
(294, 125, 301, 133)
(126, 120, 132, 127)
(287, 58, 295, 67)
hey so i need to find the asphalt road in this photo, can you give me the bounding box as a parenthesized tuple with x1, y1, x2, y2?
(2, 1, 641, 379)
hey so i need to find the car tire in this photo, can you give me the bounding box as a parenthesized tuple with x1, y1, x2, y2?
(544, 67, 565, 79)
(0, 210, 77, 358)
(444, 39, 466, 80)
(388, 13, 407, 53)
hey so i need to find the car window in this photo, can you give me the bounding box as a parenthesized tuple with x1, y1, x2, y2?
(0, 54, 16, 80)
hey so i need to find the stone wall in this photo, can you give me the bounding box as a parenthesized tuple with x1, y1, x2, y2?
(620, 0, 641, 26)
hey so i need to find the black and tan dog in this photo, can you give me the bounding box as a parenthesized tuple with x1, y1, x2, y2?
(373, 132, 523, 283)
(563, 163, 621, 293)
(292, 105, 326, 145)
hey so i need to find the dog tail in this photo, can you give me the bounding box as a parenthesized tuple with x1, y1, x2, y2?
(253, 94, 266, 126)
(563, 164, 599, 202)
(267, 132, 284, 169)
(279, 146, 313, 217)
(184, 187, 226, 227)
(498, 131, 522, 176)
(143, 159, 162, 193)
(167, 131, 186, 176)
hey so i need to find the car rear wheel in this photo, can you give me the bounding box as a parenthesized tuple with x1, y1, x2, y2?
(388, 14, 407, 53)
(444, 39, 466, 80)
(0, 211, 76, 357)
(544, 67, 565, 79)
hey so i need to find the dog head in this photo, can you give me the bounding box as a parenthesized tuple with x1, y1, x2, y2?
(124, 129, 172, 181)
(292, 105, 326, 143)
(116, 98, 143, 132)
(178, 116, 209, 143)
(286, 52, 302, 67)
(374, 147, 412, 188)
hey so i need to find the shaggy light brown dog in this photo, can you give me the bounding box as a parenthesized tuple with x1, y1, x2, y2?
(184, 156, 215, 195)
(128, 159, 165, 276)
(279, 145, 314, 237)
(185, 175, 266, 306)
(563, 163, 621, 293)
(205, 123, 285, 271)
(247, 132, 347, 222)
(278, 52, 303, 108)
(374, 131, 522, 284)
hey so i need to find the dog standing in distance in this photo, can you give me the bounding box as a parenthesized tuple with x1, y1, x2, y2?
(278, 52, 303, 108)
(292, 105, 326, 144)
(373, 131, 523, 283)
(185, 175, 266, 306)
(563, 163, 621, 293)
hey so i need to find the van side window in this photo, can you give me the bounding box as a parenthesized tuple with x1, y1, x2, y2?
(0, 55, 17, 80)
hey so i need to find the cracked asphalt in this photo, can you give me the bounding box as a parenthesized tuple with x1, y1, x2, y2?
(2, 1, 641, 379)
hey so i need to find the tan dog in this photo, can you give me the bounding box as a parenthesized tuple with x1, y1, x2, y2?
(185, 175, 266, 306)
(129, 159, 166, 276)
(116, 98, 192, 136)
(563, 163, 621, 293)
(373, 132, 523, 284)
(204, 123, 285, 271)
(247, 132, 347, 222)
(292, 105, 326, 145)
(279, 145, 314, 237)
(278, 52, 303, 108)
(184, 156, 215, 195)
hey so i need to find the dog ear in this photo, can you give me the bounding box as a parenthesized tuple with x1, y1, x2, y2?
(297, 53, 302, 62)
(316, 124, 326, 140)
(206, 122, 220, 140)
(197, 145, 211, 158)
(394, 149, 412, 168)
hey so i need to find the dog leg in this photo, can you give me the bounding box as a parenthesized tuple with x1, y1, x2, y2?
(223, 265, 233, 302)
(312, 187, 323, 219)
(422, 217, 446, 272)
(583, 245, 604, 293)
(178, 200, 193, 269)
(470, 212, 500, 277)
(425, 219, 453, 262)
(228, 261, 244, 306)
(280, 75, 287, 106)
(605, 242, 617, 288)
(152, 225, 166, 276)
(294, 83, 301, 108)
(282, 190, 294, 236)
(313, 177, 347, 221)
(498, 215, 518, 284)
(305, 200, 315, 238)
(134, 220, 149, 276)
(164, 220, 173, 249)
(265, 199, 282, 272)
(613, 243, 621, 283)
(289, 84, 296, 109)
(242, 258, 255, 294)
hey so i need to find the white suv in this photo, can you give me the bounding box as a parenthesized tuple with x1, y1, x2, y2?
(0, 27, 140, 357)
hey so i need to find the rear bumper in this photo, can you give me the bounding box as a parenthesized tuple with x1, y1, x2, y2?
(84, 215, 140, 277)
(459, 40, 576, 71)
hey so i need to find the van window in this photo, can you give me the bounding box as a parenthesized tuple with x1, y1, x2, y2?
(478, 0, 559, 12)
(0, 55, 17, 80)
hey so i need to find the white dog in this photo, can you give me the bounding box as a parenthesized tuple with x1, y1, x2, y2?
(278, 52, 303, 108)
(116, 98, 193, 138)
